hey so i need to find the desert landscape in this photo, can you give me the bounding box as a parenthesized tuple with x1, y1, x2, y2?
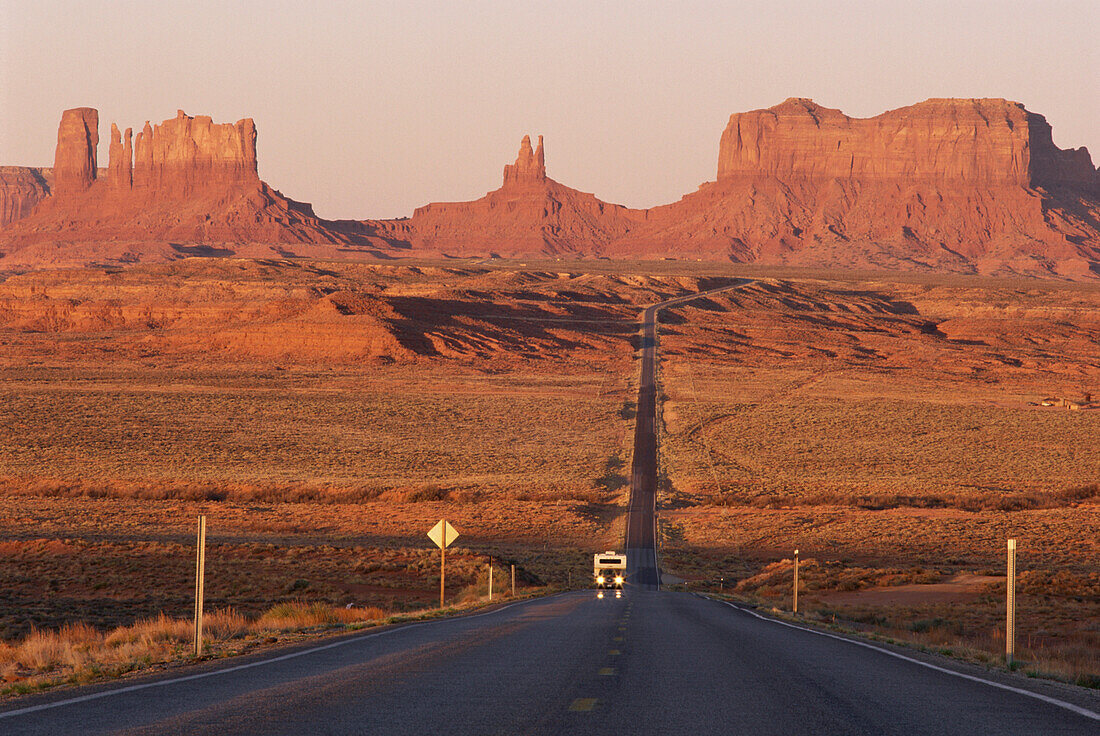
(0, 257, 1096, 694)
(0, 59, 1097, 710)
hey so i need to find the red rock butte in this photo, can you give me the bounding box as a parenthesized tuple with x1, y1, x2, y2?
(715, 98, 1095, 187)
(399, 134, 641, 257)
(0, 108, 383, 252)
(1, 98, 1098, 277)
(606, 98, 1100, 276)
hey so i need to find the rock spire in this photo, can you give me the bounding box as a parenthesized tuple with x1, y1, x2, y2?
(503, 134, 546, 186)
(108, 123, 133, 191)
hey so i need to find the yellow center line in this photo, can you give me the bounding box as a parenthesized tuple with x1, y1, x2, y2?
(609, 649, 621, 655)
(613, 636, 623, 641)
(569, 698, 598, 712)
(598, 667, 616, 676)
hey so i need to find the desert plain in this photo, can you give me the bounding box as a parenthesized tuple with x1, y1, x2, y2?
(0, 257, 1096, 692)
(0, 91, 1098, 698)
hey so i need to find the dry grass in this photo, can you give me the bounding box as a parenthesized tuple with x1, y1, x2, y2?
(656, 275, 1100, 686)
(0, 374, 626, 496)
(664, 390, 1100, 509)
(0, 585, 562, 696)
(0, 601, 392, 695)
(254, 602, 387, 631)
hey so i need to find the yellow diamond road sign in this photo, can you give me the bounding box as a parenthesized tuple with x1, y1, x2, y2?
(428, 520, 459, 549)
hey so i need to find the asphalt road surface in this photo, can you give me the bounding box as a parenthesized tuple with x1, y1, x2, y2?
(3, 591, 1097, 735)
(3, 279, 1098, 734)
(625, 280, 754, 589)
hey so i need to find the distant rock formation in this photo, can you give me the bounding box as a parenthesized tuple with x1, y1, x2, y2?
(397, 134, 642, 256)
(369, 99, 1099, 276)
(715, 98, 1094, 188)
(606, 99, 1100, 276)
(0, 167, 51, 227)
(3, 98, 1099, 277)
(0, 108, 391, 254)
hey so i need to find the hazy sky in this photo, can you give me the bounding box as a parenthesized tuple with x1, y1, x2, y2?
(2, 1, 1096, 219)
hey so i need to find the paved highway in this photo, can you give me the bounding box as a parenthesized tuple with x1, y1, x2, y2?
(3, 591, 1096, 734)
(3, 279, 1098, 734)
(625, 280, 754, 589)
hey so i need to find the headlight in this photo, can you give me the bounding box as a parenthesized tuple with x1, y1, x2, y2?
(597, 591, 604, 599)
(614, 576, 624, 585)
(596, 576, 605, 585)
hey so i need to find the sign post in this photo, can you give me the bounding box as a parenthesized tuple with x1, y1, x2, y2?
(194, 515, 206, 657)
(427, 520, 459, 608)
(1006, 538, 1017, 665)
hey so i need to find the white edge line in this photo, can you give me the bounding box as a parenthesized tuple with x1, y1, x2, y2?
(0, 594, 563, 721)
(707, 595, 1100, 722)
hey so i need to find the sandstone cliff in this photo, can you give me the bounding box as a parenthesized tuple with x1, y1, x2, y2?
(398, 135, 643, 256)
(0, 167, 51, 228)
(715, 98, 1095, 188)
(131, 110, 258, 194)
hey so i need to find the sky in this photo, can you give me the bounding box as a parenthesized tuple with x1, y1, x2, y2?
(1, 0, 1096, 220)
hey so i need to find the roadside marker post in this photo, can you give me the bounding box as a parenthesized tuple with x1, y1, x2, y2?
(427, 520, 459, 608)
(194, 515, 207, 657)
(792, 549, 799, 615)
(1007, 539, 1017, 665)
(488, 556, 493, 601)
(511, 564, 516, 597)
